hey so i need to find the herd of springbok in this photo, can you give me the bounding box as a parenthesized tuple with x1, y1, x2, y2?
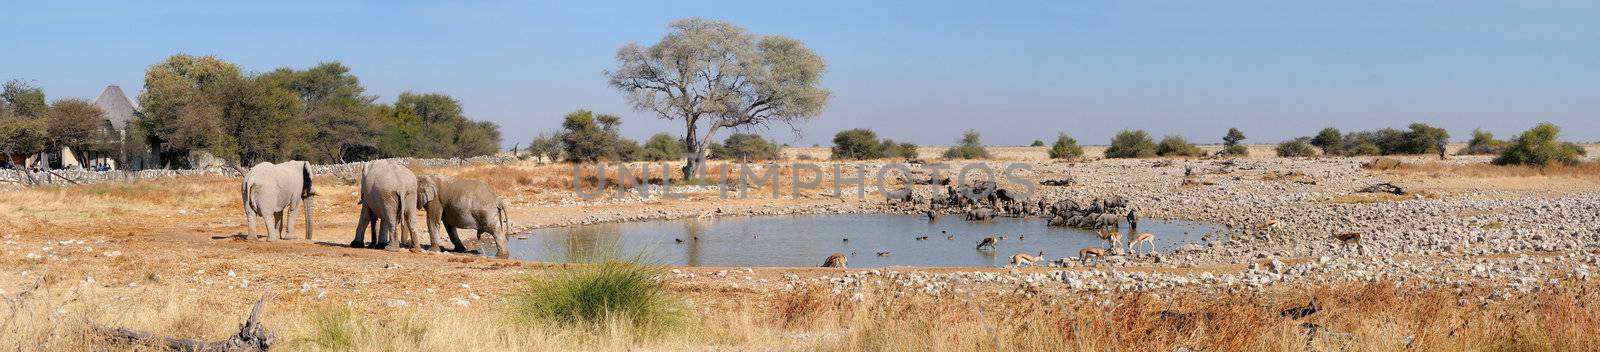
(818, 216, 1366, 269)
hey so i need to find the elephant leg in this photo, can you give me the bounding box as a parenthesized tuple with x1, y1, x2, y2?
(403, 207, 421, 251)
(376, 215, 394, 250)
(263, 210, 279, 242)
(351, 206, 372, 248)
(426, 218, 444, 253)
(283, 203, 296, 240)
(245, 206, 257, 240)
(445, 226, 467, 253)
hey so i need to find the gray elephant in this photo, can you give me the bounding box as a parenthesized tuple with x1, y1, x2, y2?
(417, 174, 511, 258)
(241, 161, 315, 241)
(351, 160, 420, 250)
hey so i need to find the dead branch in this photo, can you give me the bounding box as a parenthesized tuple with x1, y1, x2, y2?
(93, 294, 274, 352)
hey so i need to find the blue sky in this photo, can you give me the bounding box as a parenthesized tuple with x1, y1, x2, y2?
(3, 1, 1597, 147)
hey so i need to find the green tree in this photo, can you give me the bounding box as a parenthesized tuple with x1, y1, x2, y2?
(711, 133, 781, 161)
(830, 129, 883, 160)
(1276, 138, 1317, 157)
(1029, 140, 1045, 147)
(1220, 128, 1248, 156)
(1458, 128, 1505, 155)
(1047, 133, 1083, 160)
(1494, 123, 1586, 166)
(558, 110, 624, 162)
(527, 132, 562, 162)
(259, 62, 383, 163)
(137, 54, 246, 166)
(882, 139, 919, 160)
(609, 17, 830, 178)
(1105, 130, 1157, 158)
(0, 116, 49, 162)
(1309, 127, 1343, 155)
(44, 98, 113, 157)
(2, 80, 47, 118)
(642, 133, 684, 161)
(1156, 135, 1202, 157)
(1401, 123, 1449, 155)
(942, 129, 990, 159)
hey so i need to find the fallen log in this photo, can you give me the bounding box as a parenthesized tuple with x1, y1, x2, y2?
(94, 294, 274, 352)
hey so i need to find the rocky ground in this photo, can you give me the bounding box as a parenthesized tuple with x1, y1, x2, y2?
(499, 154, 1600, 306)
(2, 153, 1597, 343)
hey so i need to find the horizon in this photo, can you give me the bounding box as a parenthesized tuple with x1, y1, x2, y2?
(3, 1, 1597, 148)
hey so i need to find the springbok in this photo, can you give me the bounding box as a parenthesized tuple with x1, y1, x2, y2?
(1079, 247, 1107, 264)
(1128, 232, 1156, 254)
(822, 252, 848, 268)
(1261, 218, 1282, 229)
(976, 236, 999, 250)
(1333, 232, 1361, 245)
(1094, 229, 1122, 248)
(1333, 232, 1364, 254)
(1010, 251, 1044, 266)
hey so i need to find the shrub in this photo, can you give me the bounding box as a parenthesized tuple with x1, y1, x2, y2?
(559, 110, 630, 162)
(1105, 130, 1157, 158)
(614, 138, 643, 162)
(641, 133, 684, 161)
(1309, 127, 1343, 155)
(881, 139, 919, 160)
(1029, 140, 1045, 147)
(507, 262, 684, 330)
(1348, 143, 1381, 156)
(1494, 123, 1586, 166)
(1401, 123, 1450, 155)
(527, 132, 562, 162)
(711, 133, 781, 161)
(1275, 138, 1317, 157)
(830, 129, 883, 160)
(1156, 135, 1202, 157)
(1458, 128, 1505, 155)
(941, 129, 990, 159)
(1047, 133, 1083, 160)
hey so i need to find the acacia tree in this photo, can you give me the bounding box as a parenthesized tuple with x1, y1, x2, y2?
(608, 17, 830, 178)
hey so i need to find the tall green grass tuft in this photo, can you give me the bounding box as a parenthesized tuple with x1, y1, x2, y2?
(507, 261, 684, 333)
(293, 306, 365, 350)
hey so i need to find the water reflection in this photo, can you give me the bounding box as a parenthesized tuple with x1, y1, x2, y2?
(511, 214, 1225, 268)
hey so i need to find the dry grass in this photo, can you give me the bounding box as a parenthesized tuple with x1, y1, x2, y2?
(1368, 159, 1600, 180)
(1330, 193, 1414, 204)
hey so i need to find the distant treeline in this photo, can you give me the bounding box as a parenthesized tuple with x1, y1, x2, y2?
(1, 54, 501, 168)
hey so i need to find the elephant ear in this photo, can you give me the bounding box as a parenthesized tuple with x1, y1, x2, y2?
(419, 177, 437, 206)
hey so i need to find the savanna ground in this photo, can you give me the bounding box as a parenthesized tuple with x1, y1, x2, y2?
(2, 144, 1599, 351)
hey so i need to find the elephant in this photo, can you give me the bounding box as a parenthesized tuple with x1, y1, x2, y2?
(241, 161, 315, 241)
(351, 160, 420, 250)
(417, 174, 511, 258)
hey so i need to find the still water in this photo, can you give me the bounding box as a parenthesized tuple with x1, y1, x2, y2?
(509, 214, 1225, 268)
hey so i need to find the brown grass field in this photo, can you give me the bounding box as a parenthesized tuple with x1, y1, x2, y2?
(2, 150, 1599, 351)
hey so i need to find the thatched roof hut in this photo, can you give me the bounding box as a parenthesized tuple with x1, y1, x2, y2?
(92, 84, 138, 132)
